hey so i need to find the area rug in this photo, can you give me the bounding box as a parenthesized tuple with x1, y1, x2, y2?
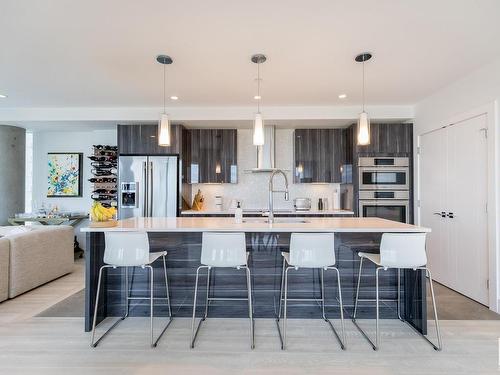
(36, 289, 84, 317)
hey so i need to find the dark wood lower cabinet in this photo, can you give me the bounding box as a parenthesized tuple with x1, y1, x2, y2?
(85, 231, 427, 335)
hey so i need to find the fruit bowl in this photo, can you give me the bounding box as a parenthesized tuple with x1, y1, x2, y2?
(90, 202, 117, 227)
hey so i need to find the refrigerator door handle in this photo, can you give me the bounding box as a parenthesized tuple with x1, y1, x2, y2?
(149, 161, 154, 217)
(143, 161, 148, 216)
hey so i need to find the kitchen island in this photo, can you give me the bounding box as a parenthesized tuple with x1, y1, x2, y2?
(82, 217, 430, 334)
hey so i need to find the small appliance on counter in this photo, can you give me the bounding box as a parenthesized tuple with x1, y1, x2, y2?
(215, 195, 223, 211)
(293, 198, 311, 211)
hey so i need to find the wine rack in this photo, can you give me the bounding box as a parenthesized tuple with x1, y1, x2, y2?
(88, 145, 118, 208)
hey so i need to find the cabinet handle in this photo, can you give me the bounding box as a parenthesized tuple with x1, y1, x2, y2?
(433, 212, 446, 218)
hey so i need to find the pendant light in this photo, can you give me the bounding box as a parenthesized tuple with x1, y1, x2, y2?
(355, 52, 372, 145)
(157, 54, 173, 146)
(251, 54, 266, 146)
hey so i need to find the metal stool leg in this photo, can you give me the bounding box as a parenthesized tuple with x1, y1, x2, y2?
(352, 257, 363, 319)
(282, 266, 292, 350)
(401, 267, 443, 351)
(426, 268, 442, 350)
(278, 256, 286, 319)
(375, 267, 381, 349)
(204, 267, 211, 319)
(351, 259, 380, 350)
(163, 255, 173, 319)
(397, 268, 403, 321)
(91, 265, 125, 347)
(323, 267, 346, 350)
(275, 257, 286, 349)
(190, 266, 209, 348)
(148, 265, 154, 347)
(151, 255, 173, 348)
(245, 266, 255, 349)
(124, 267, 130, 318)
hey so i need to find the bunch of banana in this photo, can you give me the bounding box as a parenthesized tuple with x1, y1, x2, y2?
(90, 202, 117, 222)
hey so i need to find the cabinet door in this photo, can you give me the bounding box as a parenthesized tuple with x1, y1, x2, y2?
(356, 123, 412, 155)
(294, 129, 343, 183)
(189, 129, 237, 183)
(220, 129, 237, 183)
(118, 124, 183, 155)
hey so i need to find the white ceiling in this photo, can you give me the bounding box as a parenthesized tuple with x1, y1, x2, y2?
(1, 0, 499, 111)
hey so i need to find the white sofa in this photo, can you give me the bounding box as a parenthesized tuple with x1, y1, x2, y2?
(0, 225, 74, 299)
(0, 238, 9, 302)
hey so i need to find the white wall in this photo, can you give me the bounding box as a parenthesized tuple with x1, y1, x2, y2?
(32, 128, 117, 249)
(190, 128, 341, 211)
(414, 57, 500, 312)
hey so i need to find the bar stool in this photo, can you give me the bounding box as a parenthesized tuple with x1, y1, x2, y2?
(90, 232, 173, 348)
(277, 233, 346, 350)
(190, 232, 254, 349)
(352, 233, 442, 351)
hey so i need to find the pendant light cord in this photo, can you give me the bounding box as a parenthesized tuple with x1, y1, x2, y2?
(163, 64, 166, 114)
(362, 58, 365, 112)
(257, 62, 261, 113)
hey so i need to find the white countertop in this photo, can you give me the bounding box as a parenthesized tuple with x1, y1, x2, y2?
(181, 209, 354, 215)
(81, 217, 430, 233)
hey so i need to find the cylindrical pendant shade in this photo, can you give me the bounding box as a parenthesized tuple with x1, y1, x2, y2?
(357, 111, 371, 145)
(158, 114, 171, 146)
(253, 113, 265, 146)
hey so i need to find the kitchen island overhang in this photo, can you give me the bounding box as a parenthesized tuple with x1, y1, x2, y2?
(82, 217, 430, 334)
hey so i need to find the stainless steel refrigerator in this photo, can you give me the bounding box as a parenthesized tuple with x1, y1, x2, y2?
(118, 156, 178, 219)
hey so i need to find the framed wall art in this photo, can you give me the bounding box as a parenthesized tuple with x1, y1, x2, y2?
(47, 152, 83, 197)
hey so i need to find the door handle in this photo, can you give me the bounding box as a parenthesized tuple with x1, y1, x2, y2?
(149, 162, 154, 217)
(433, 212, 446, 218)
(447, 212, 455, 219)
(143, 161, 148, 217)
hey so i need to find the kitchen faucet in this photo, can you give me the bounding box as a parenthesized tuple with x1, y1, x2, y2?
(268, 169, 289, 224)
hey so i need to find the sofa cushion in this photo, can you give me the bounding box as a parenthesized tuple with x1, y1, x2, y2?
(8, 225, 74, 298)
(0, 226, 33, 237)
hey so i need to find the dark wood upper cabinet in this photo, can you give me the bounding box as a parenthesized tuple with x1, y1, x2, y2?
(294, 128, 350, 183)
(354, 123, 413, 155)
(118, 124, 183, 155)
(188, 129, 237, 184)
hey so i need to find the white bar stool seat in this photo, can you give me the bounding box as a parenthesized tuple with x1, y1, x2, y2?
(190, 232, 254, 349)
(277, 233, 346, 350)
(91, 232, 173, 348)
(352, 233, 442, 351)
(357, 252, 380, 265)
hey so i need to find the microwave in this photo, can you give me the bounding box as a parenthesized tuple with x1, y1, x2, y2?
(358, 157, 409, 191)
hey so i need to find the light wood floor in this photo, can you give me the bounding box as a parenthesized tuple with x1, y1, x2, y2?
(0, 260, 499, 374)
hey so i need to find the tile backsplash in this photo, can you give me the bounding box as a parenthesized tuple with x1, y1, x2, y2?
(189, 128, 341, 211)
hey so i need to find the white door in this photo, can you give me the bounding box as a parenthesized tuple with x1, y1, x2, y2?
(445, 115, 489, 304)
(419, 127, 449, 287)
(419, 114, 489, 305)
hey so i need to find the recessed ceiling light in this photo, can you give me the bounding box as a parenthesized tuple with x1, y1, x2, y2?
(0, 94, 7, 98)
(254, 95, 261, 100)
(338, 94, 347, 99)
(170, 96, 178, 100)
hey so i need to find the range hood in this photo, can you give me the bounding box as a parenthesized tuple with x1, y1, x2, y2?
(245, 125, 288, 173)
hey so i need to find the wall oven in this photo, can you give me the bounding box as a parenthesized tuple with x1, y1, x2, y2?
(359, 190, 409, 223)
(358, 157, 409, 190)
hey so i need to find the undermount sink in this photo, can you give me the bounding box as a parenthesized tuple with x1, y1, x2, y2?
(242, 218, 309, 224)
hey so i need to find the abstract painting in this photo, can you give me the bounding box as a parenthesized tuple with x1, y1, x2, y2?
(47, 153, 83, 197)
